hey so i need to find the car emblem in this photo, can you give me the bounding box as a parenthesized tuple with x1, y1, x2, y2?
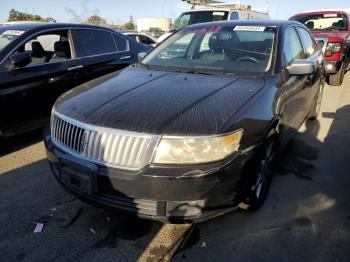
(80, 131, 89, 153)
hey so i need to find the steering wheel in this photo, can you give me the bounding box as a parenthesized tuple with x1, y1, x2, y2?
(236, 56, 260, 64)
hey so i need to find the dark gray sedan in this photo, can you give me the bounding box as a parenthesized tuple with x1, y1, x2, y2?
(45, 20, 325, 223)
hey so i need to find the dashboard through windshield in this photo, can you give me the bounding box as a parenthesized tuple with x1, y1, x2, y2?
(141, 25, 277, 76)
(291, 13, 348, 31)
(170, 11, 229, 31)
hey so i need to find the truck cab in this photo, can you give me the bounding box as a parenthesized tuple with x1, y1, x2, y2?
(157, 7, 269, 43)
(290, 10, 350, 86)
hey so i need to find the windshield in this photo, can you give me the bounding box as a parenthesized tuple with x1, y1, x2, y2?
(170, 11, 229, 31)
(291, 13, 347, 31)
(141, 25, 276, 76)
(0, 28, 25, 52)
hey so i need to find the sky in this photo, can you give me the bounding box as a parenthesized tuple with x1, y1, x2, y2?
(0, 0, 350, 24)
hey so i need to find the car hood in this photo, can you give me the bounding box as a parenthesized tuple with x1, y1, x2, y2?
(311, 30, 350, 40)
(55, 67, 266, 135)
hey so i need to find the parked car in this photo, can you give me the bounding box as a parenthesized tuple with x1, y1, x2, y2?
(123, 31, 157, 47)
(45, 20, 325, 223)
(157, 7, 270, 43)
(290, 9, 350, 86)
(0, 23, 151, 138)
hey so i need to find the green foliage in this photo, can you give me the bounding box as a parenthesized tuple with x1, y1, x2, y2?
(8, 9, 56, 23)
(86, 15, 106, 25)
(123, 22, 135, 30)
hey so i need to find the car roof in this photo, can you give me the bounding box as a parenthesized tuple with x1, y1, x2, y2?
(0, 22, 114, 32)
(183, 8, 266, 14)
(185, 19, 297, 30)
(293, 9, 350, 16)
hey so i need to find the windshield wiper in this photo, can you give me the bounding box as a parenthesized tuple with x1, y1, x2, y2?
(183, 70, 213, 75)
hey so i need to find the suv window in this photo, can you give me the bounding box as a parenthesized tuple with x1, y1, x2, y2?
(13, 30, 71, 65)
(297, 27, 318, 57)
(284, 27, 304, 65)
(113, 34, 129, 52)
(73, 29, 116, 57)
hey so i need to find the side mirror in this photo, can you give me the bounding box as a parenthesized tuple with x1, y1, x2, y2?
(286, 59, 315, 75)
(9, 52, 31, 69)
(138, 52, 147, 61)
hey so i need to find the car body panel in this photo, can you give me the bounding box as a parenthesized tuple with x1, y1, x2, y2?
(55, 66, 266, 135)
(0, 23, 151, 137)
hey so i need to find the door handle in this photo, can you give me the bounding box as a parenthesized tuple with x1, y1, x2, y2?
(120, 56, 131, 60)
(67, 65, 84, 71)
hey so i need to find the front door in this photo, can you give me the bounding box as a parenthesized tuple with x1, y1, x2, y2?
(282, 26, 314, 133)
(0, 29, 79, 136)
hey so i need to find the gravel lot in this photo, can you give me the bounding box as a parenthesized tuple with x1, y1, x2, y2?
(1, 75, 350, 262)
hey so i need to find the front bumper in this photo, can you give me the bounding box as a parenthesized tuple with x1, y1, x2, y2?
(44, 133, 253, 223)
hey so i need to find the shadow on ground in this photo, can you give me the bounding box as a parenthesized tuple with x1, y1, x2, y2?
(0, 129, 43, 157)
(174, 104, 350, 261)
(0, 157, 162, 262)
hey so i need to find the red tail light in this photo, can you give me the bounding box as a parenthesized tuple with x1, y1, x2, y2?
(325, 37, 343, 60)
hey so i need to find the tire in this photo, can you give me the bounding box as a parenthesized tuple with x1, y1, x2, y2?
(307, 82, 324, 120)
(240, 131, 277, 211)
(327, 66, 345, 86)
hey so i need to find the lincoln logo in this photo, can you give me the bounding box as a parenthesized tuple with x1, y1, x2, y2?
(80, 131, 88, 152)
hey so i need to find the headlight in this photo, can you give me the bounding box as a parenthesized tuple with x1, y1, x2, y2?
(152, 129, 243, 164)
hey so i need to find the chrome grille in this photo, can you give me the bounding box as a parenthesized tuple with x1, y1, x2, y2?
(51, 112, 160, 170)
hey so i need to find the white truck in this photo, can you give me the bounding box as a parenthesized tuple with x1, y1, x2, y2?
(157, 4, 269, 43)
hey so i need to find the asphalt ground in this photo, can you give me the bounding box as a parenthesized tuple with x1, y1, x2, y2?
(0, 75, 350, 262)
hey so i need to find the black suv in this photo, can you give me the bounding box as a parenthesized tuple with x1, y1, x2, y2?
(0, 23, 151, 138)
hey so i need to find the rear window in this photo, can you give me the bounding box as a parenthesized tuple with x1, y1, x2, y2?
(73, 29, 116, 57)
(171, 11, 229, 31)
(113, 34, 129, 52)
(291, 13, 348, 31)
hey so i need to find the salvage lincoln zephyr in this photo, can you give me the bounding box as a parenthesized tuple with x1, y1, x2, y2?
(45, 20, 325, 222)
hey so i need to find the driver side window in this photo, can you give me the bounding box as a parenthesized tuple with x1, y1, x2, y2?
(283, 27, 303, 65)
(14, 30, 72, 66)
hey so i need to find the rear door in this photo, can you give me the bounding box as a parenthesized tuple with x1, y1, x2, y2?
(71, 29, 132, 84)
(0, 29, 79, 136)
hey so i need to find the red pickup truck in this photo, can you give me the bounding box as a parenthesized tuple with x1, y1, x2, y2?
(290, 9, 350, 86)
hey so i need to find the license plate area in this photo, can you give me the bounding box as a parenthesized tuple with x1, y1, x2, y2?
(59, 157, 98, 196)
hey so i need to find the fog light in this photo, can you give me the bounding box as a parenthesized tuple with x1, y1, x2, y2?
(326, 64, 334, 71)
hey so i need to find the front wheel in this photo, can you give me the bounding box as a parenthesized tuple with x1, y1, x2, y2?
(242, 132, 277, 211)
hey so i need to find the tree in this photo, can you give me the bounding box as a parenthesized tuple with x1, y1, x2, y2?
(7, 8, 56, 22)
(123, 22, 135, 30)
(86, 15, 106, 25)
(46, 17, 57, 23)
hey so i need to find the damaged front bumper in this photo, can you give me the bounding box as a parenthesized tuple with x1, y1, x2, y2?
(44, 133, 254, 223)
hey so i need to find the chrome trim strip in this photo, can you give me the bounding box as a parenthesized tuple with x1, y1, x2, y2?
(53, 111, 159, 139)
